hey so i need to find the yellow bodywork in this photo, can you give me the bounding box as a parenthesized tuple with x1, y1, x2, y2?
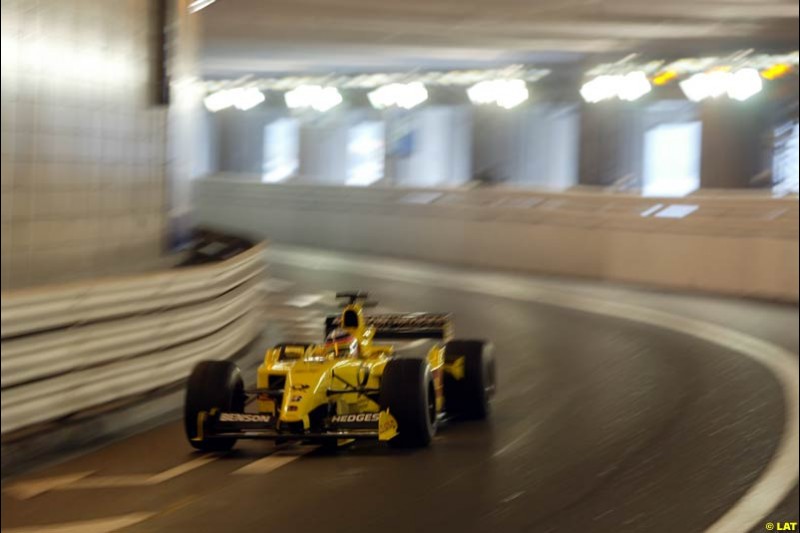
(256, 302, 453, 432)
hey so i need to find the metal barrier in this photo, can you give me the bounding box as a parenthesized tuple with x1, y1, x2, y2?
(0, 242, 267, 435)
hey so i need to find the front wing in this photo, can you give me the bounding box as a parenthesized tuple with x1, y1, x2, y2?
(193, 409, 399, 443)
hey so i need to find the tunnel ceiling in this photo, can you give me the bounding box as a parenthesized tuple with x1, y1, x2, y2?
(198, 0, 799, 77)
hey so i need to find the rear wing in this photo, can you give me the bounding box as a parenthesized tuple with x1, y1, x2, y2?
(325, 313, 453, 341)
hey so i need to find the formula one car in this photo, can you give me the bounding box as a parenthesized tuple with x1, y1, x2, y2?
(184, 292, 495, 450)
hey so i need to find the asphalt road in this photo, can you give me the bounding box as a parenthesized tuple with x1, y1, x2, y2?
(2, 247, 798, 533)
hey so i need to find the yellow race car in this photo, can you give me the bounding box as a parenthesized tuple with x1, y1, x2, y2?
(184, 292, 495, 450)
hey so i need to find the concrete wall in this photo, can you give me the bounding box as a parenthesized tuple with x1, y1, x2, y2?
(209, 105, 472, 188)
(214, 107, 289, 175)
(295, 110, 385, 185)
(699, 100, 774, 189)
(472, 104, 579, 189)
(297, 114, 351, 185)
(192, 179, 799, 302)
(1, 0, 168, 289)
(388, 106, 472, 187)
(578, 100, 701, 191)
(165, 0, 207, 247)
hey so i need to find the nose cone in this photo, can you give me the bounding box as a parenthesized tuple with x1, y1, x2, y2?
(280, 359, 334, 424)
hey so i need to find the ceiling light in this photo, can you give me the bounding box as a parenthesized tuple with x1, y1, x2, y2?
(313, 87, 343, 112)
(679, 69, 759, 102)
(679, 72, 732, 101)
(652, 70, 678, 86)
(761, 63, 792, 80)
(495, 79, 529, 109)
(368, 82, 428, 110)
(367, 85, 394, 109)
(618, 71, 651, 101)
(727, 68, 763, 101)
(679, 73, 711, 102)
(580, 71, 651, 103)
(204, 89, 235, 112)
(233, 88, 265, 110)
(467, 80, 499, 105)
(467, 79, 528, 108)
(705, 70, 732, 98)
(204, 88, 265, 112)
(580, 75, 622, 103)
(396, 82, 428, 109)
(285, 85, 319, 109)
(285, 85, 343, 112)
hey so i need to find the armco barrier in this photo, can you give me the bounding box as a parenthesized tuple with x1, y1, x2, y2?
(0, 242, 267, 435)
(192, 177, 798, 302)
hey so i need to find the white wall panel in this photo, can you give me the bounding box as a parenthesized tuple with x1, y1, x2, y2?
(1, 0, 168, 290)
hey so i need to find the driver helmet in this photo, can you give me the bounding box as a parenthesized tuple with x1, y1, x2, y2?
(324, 328, 358, 358)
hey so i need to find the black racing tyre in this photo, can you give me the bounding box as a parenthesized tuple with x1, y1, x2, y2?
(184, 360, 245, 452)
(379, 358, 437, 448)
(443, 340, 495, 419)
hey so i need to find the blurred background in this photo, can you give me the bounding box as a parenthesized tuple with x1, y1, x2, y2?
(1, 0, 798, 292)
(1, 1, 798, 532)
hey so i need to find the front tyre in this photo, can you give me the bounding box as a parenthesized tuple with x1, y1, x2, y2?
(379, 358, 437, 448)
(184, 360, 245, 452)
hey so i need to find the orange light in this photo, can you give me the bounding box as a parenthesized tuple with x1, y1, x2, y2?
(761, 63, 792, 80)
(652, 70, 678, 86)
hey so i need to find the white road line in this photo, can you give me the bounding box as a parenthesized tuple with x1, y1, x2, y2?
(270, 246, 799, 533)
(68, 475, 152, 489)
(5, 456, 219, 499)
(233, 447, 316, 475)
(146, 454, 219, 484)
(1, 512, 155, 533)
(3, 471, 94, 500)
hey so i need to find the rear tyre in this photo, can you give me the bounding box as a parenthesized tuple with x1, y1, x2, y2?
(379, 358, 436, 448)
(184, 360, 245, 452)
(443, 340, 495, 419)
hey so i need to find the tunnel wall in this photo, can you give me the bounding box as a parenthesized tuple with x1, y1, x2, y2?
(192, 178, 799, 302)
(472, 104, 580, 189)
(1, 0, 168, 290)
